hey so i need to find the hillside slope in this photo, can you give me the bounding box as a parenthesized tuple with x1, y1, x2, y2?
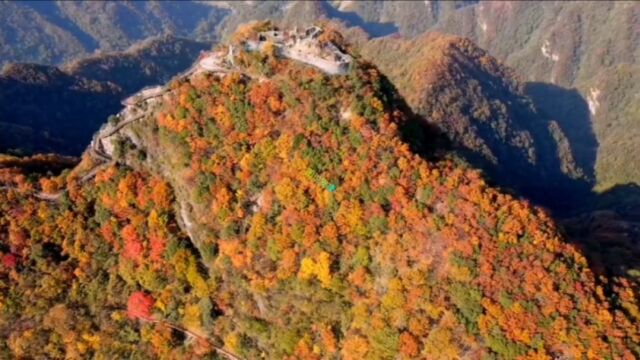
(432, 1, 640, 192)
(0, 35, 209, 155)
(0, 63, 121, 156)
(331, 0, 639, 192)
(0, 0, 227, 66)
(0, 24, 638, 359)
(360, 31, 640, 299)
(360, 32, 590, 212)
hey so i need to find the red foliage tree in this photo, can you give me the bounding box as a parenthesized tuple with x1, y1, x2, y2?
(149, 234, 166, 263)
(122, 224, 143, 263)
(2, 253, 17, 269)
(127, 291, 154, 320)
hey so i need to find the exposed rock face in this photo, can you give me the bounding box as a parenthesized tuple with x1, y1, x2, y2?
(244, 26, 353, 75)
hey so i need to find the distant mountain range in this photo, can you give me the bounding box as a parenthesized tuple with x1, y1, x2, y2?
(428, 1, 640, 193)
(0, 1, 226, 66)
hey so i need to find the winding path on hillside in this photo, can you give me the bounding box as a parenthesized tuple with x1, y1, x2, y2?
(3, 32, 348, 202)
(1, 49, 238, 201)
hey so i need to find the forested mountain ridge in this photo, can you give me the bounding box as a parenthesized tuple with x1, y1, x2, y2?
(338, 0, 640, 193)
(5, 0, 636, 193)
(0, 24, 638, 359)
(359, 31, 640, 331)
(360, 32, 589, 212)
(0, 35, 209, 155)
(61, 34, 212, 94)
(429, 1, 640, 193)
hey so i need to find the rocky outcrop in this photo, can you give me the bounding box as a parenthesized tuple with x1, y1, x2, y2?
(244, 26, 353, 75)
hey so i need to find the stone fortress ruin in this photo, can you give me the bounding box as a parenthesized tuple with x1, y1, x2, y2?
(243, 26, 353, 75)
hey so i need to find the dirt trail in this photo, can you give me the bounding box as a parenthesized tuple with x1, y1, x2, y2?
(1, 49, 238, 202)
(3, 37, 343, 202)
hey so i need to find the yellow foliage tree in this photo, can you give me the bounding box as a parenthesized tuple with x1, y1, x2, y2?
(298, 251, 332, 288)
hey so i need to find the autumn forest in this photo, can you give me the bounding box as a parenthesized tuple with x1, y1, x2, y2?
(0, 23, 639, 359)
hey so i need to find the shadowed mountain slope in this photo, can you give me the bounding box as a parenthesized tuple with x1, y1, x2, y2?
(360, 32, 593, 212)
(0, 35, 210, 155)
(301, 1, 639, 193)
